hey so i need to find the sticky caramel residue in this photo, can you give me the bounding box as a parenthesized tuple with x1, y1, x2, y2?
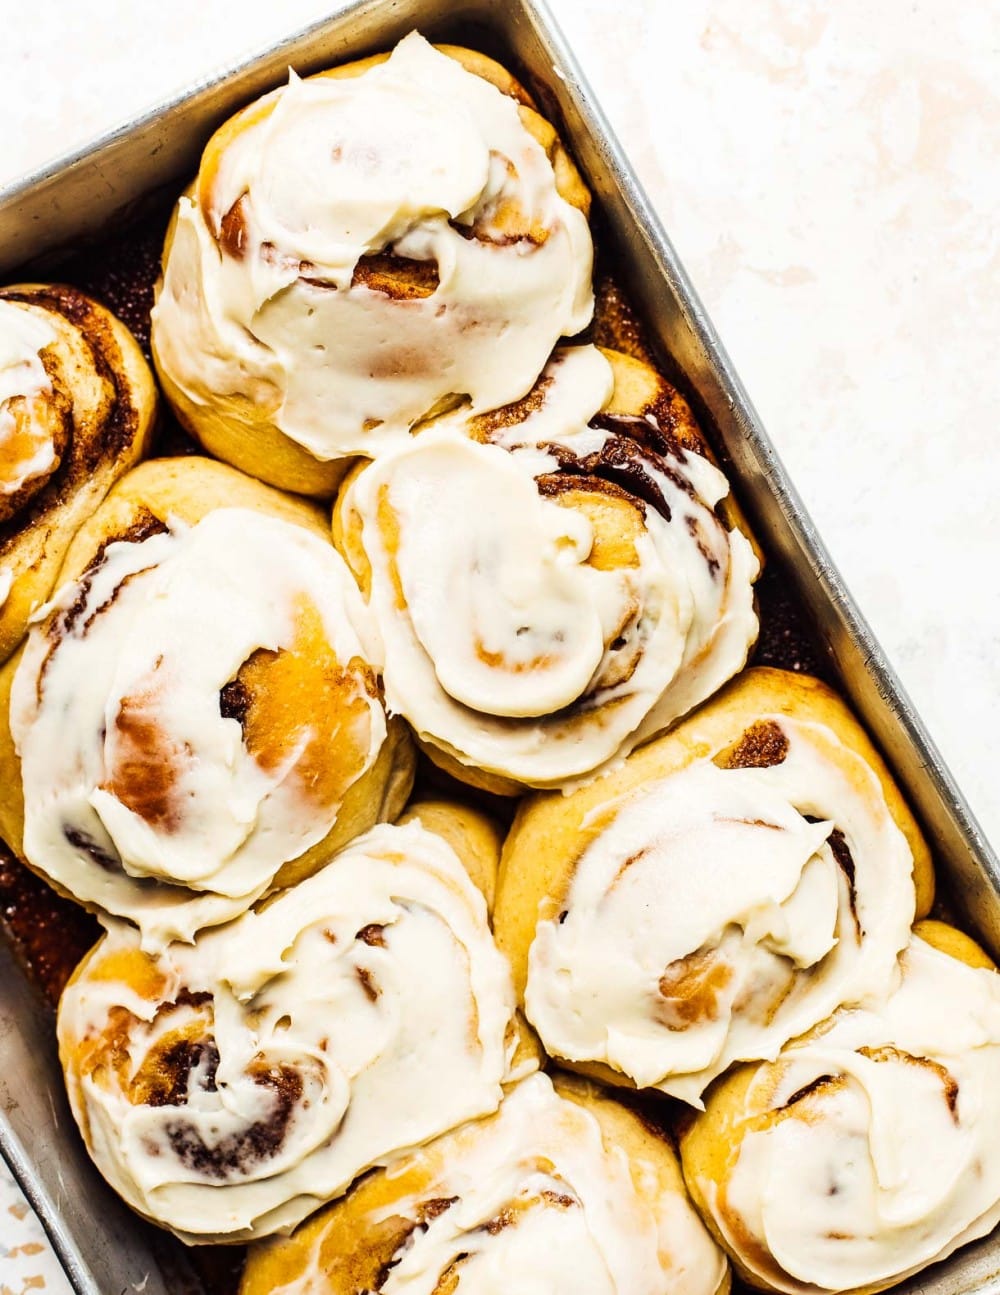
(219, 195, 251, 260)
(827, 826, 862, 941)
(103, 669, 185, 832)
(352, 252, 440, 299)
(657, 948, 734, 1029)
(715, 720, 790, 771)
(539, 425, 693, 527)
(356, 966, 380, 1002)
(464, 369, 553, 442)
(0, 392, 65, 521)
(0, 847, 100, 1005)
(224, 597, 376, 813)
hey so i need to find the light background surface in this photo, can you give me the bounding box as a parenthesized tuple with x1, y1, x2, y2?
(0, 0, 997, 1287)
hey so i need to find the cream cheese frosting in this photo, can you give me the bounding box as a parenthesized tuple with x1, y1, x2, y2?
(11, 507, 386, 944)
(151, 32, 593, 463)
(524, 715, 916, 1104)
(258, 1073, 728, 1295)
(341, 345, 758, 787)
(0, 299, 59, 498)
(697, 936, 1000, 1294)
(57, 819, 519, 1244)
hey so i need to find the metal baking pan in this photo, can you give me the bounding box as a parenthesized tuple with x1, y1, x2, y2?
(1, 1, 998, 1292)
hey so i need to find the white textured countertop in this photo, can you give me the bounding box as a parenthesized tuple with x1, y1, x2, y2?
(1, 1, 997, 1289)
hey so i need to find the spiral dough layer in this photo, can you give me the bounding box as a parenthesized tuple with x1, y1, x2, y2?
(12, 506, 387, 942)
(151, 33, 593, 479)
(338, 345, 758, 789)
(493, 671, 922, 1105)
(0, 285, 156, 663)
(57, 818, 519, 1244)
(682, 935, 1000, 1294)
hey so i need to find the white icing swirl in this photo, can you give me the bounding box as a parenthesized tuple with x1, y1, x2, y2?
(151, 32, 593, 463)
(57, 819, 518, 1244)
(525, 716, 915, 1104)
(11, 507, 386, 943)
(342, 345, 758, 787)
(699, 936, 1000, 1294)
(258, 1073, 727, 1295)
(0, 299, 59, 497)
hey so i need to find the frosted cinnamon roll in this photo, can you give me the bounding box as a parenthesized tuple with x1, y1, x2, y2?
(680, 925, 1000, 1295)
(151, 32, 593, 496)
(334, 345, 759, 793)
(57, 808, 521, 1244)
(0, 284, 156, 663)
(0, 456, 413, 944)
(493, 668, 932, 1104)
(240, 1071, 730, 1295)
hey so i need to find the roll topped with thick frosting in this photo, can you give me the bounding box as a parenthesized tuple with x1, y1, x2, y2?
(334, 344, 759, 793)
(0, 456, 413, 944)
(680, 924, 1000, 1295)
(151, 32, 594, 495)
(493, 668, 932, 1104)
(57, 806, 521, 1244)
(0, 284, 156, 664)
(240, 1070, 730, 1295)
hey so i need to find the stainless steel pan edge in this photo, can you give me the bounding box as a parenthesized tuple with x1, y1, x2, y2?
(1, 1, 998, 1292)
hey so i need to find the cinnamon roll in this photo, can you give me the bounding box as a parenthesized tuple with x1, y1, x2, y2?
(492, 667, 932, 1103)
(0, 284, 156, 664)
(240, 1071, 730, 1295)
(57, 807, 521, 1244)
(680, 925, 1000, 1294)
(0, 456, 413, 944)
(151, 32, 593, 496)
(333, 344, 759, 793)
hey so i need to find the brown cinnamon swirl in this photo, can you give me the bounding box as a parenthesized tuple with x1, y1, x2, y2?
(0, 283, 156, 664)
(56, 805, 522, 1244)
